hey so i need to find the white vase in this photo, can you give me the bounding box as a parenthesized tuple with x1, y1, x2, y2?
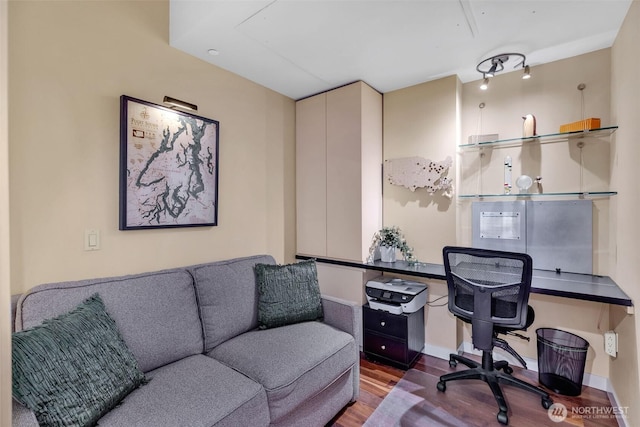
(379, 246, 397, 263)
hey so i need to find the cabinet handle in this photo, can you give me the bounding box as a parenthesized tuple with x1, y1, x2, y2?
(380, 321, 385, 327)
(381, 345, 386, 350)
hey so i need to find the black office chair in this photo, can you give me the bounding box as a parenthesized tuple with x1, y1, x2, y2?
(436, 246, 553, 425)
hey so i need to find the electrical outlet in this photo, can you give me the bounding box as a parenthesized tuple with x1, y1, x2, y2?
(604, 331, 618, 357)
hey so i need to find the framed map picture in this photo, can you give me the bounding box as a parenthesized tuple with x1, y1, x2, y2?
(119, 95, 219, 230)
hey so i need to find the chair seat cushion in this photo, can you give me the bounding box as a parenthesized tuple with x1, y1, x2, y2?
(208, 322, 356, 423)
(97, 355, 269, 427)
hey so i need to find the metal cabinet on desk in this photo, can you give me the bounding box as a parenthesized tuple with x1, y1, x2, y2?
(363, 304, 425, 369)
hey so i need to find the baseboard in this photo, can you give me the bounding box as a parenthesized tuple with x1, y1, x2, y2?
(422, 343, 454, 361)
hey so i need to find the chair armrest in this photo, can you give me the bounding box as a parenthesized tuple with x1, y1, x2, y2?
(12, 399, 39, 427)
(321, 295, 361, 342)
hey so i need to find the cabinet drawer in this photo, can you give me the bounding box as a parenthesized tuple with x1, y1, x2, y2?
(363, 307, 407, 339)
(364, 332, 406, 362)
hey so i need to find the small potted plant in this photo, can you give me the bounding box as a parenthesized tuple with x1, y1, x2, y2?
(368, 226, 416, 263)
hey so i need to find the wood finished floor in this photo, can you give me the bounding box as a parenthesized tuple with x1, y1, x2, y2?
(328, 353, 619, 427)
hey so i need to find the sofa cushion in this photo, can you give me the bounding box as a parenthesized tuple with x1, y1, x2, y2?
(15, 269, 203, 373)
(12, 294, 146, 427)
(254, 260, 323, 329)
(189, 255, 275, 352)
(208, 321, 357, 423)
(96, 355, 269, 427)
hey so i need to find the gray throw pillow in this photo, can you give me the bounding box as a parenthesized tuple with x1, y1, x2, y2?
(12, 294, 146, 427)
(255, 259, 323, 329)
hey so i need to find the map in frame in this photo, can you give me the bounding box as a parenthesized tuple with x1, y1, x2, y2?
(119, 95, 219, 230)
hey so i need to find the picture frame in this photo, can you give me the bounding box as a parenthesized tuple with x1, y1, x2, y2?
(119, 95, 219, 230)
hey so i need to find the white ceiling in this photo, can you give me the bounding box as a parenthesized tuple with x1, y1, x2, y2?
(169, 0, 632, 100)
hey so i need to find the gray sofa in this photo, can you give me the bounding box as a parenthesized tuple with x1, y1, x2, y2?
(10, 255, 361, 427)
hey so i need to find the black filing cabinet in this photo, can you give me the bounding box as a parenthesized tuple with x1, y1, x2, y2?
(363, 304, 425, 369)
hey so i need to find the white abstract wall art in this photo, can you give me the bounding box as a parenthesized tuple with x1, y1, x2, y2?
(384, 156, 453, 198)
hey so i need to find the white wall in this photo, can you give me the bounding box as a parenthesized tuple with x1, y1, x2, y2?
(8, 0, 296, 294)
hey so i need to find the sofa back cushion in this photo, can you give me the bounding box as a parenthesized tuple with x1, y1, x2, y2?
(15, 269, 203, 373)
(189, 255, 275, 352)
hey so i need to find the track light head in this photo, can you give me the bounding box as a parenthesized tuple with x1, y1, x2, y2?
(486, 62, 499, 78)
(522, 64, 531, 79)
(480, 77, 489, 91)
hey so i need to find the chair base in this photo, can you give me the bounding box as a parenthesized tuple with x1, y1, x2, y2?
(437, 352, 553, 425)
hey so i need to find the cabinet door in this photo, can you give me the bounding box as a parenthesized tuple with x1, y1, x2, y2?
(326, 83, 362, 261)
(296, 94, 327, 257)
(326, 83, 382, 261)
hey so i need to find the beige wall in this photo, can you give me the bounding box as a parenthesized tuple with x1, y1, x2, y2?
(460, 49, 612, 274)
(1, 0, 11, 424)
(457, 51, 615, 379)
(382, 76, 459, 355)
(383, 75, 459, 264)
(8, 0, 296, 294)
(5, 0, 639, 423)
(610, 0, 640, 423)
(382, 52, 622, 380)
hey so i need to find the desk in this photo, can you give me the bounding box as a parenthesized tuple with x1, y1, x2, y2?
(295, 255, 633, 307)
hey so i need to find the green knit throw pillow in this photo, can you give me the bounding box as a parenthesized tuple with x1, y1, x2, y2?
(12, 294, 146, 427)
(255, 259, 323, 329)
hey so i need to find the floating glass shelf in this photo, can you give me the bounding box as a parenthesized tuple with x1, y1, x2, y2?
(458, 191, 618, 199)
(460, 126, 618, 148)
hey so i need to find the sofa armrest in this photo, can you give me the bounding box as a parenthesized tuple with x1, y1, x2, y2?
(12, 399, 39, 427)
(321, 295, 361, 343)
(321, 295, 361, 401)
(11, 294, 21, 333)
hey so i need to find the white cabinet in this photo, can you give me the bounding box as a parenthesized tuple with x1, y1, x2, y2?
(296, 81, 382, 262)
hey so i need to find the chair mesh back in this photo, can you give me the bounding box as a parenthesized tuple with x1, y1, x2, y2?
(444, 247, 532, 329)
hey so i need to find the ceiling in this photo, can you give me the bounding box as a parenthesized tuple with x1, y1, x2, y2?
(169, 0, 632, 100)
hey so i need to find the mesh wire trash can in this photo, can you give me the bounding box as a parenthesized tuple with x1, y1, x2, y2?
(536, 328, 589, 396)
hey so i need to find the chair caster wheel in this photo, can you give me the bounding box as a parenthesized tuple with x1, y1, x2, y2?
(449, 359, 457, 368)
(437, 381, 446, 392)
(542, 397, 553, 409)
(497, 411, 509, 425)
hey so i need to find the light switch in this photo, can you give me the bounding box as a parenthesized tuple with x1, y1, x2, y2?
(84, 229, 100, 251)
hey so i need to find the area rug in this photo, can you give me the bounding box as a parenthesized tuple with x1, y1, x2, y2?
(362, 367, 617, 427)
(363, 369, 466, 427)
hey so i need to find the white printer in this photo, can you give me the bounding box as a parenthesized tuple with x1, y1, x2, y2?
(365, 277, 428, 315)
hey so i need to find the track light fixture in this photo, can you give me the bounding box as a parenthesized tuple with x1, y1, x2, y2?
(476, 53, 530, 89)
(163, 96, 198, 111)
